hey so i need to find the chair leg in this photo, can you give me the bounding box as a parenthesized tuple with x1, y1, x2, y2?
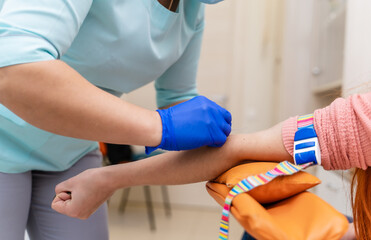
(119, 188, 131, 214)
(161, 186, 171, 217)
(143, 186, 156, 231)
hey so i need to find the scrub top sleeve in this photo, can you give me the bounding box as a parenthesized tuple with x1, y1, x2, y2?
(0, 0, 93, 68)
(155, 26, 205, 108)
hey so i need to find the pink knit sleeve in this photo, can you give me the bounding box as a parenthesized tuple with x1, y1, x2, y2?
(281, 116, 298, 158)
(282, 92, 371, 170)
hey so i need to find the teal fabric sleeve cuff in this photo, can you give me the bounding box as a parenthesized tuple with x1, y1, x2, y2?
(0, 34, 57, 68)
(0, 0, 93, 68)
(156, 88, 198, 108)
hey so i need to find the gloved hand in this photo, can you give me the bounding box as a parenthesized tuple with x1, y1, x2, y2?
(146, 96, 232, 154)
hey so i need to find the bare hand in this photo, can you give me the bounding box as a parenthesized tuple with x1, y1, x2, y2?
(51, 168, 116, 219)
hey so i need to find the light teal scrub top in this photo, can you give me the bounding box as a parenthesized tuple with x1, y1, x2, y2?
(0, 0, 205, 173)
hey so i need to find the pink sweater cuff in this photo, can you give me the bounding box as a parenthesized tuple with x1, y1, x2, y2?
(281, 93, 371, 170)
(281, 116, 298, 157)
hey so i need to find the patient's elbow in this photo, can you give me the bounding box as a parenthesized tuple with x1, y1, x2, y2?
(0, 66, 13, 104)
(0, 67, 7, 101)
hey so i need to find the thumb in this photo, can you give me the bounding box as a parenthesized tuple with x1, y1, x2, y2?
(51, 192, 72, 214)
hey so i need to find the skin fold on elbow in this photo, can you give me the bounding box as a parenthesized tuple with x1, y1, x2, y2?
(0, 64, 34, 105)
(0, 67, 9, 104)
(0, 62, 44, 106)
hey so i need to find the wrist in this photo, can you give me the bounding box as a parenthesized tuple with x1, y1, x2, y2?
(148, 110, 163, 147)
(145, 110, 165, 154)
(100, 165, 132, 191)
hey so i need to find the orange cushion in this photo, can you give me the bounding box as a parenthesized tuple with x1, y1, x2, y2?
(206, 182, 349, 240)
(213, 162, 321, 203)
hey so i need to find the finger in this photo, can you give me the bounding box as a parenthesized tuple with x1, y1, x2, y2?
(209, 141, 225, 147)
(52, 192, 72, 204)
(208, 131, 227, 147)
(221, 122, 232, 136)
(51, 199, 65, 213)
(211, 102, 232, 125)
(51, 192, 72, 214)
(58, 191, 72, 201)
(221, 109, 232, 124)
(55, 179, 72, 195)
(210, 108, 232, 135)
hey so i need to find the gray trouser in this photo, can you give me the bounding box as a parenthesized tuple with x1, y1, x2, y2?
(0, 150, 109, 240)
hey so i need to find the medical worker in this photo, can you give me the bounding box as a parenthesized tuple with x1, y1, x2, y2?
(0, 0, 229, 239)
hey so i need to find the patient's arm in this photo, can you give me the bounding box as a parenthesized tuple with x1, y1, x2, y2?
(52, 122, 291, 219)
(106, 123, 291, 188)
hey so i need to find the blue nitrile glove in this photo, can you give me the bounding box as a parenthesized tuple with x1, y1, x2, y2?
(146, 96, 232, 154)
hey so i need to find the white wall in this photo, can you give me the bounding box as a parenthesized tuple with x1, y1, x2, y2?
(277, 0, 316, 120)
(342, 0, 371, 95)
(230, 0, 284, 132)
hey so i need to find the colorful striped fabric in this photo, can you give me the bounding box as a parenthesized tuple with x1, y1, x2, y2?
(294, 113, 321, 165)
(297, 114, 314, 129)
(218, 161, 313, 240)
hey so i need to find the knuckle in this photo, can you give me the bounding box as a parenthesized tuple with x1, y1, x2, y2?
(206, 119, 213, 128)
(226, 111, 232, 119)
(55, 184, 62, 193)
(201, 102, 209, 111)
(198, 95, 207, 101)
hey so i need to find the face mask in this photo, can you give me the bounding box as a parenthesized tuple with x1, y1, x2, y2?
(198, 0, 224, 4)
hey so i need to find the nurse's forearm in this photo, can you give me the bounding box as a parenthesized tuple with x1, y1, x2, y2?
(104, 125, 292, 190)
(0, 60, 162, 146)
